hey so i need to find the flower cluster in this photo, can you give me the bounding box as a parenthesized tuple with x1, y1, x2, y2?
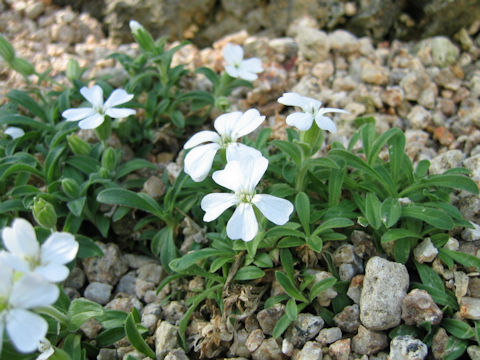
(0, 218, 78, 355)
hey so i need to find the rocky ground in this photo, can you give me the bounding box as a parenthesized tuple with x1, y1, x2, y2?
(2, 1, 480, 360)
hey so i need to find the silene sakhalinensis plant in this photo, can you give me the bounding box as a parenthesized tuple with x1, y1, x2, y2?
(0, 20, 479, 359)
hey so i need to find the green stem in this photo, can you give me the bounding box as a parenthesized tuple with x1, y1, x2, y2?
(295, 164, 309, 192)
(36, 305, 69, 326)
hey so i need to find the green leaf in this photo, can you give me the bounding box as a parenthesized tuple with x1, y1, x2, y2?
(170, 110, 185, 128)
(381, 228, 421, 243)
(264, 294, 290, 309)
(272, 313, 293, 339)
(411, 282, 458, 310)
(439, 248, 480, 270)
(97, 188, 163, 218)
(415, 261, 445, 291)
(443, 337, 468, 360)
(306, 235, 323, 253)
(116, 158, 157, 179)
(309, 277, 337, 301)
(442, 319, 474, 339)
(96, 327, 126, 347)
(368, 127, 403, 166)
(295, 192, 310, 235)
(67, 197, 86, 217)
(328, 167, 345, 207)
(0, 199, 25, 214)
(388, 325, 423, 339)
(75, 235, 104, 258)
(0, 114, 52, 132)
(272, 140, 302, 166)
(312, 218, 353, 236)
(60, 334, 82, 360)
(254, 253, 273, 268)
(394, 238, 412, 264)
(160, 227, 177, 273)
(68, 298, 104, 331)
(285, 299, 298, 321)
(169, 248, 234, 272)
(196, 67, 220, 88)
(275, 271, 308, 303)
(280, 248, 295, 281)
(267, 225, 305, 240)
(234, 266, 265, 281)
(402, 205, 454, 230)
(381, 198, 401, 228)
(125, 311, 156, 359)
(277, 237, 305, 248)
(7, 90, 48, 121)
(365, 193, 382, 230)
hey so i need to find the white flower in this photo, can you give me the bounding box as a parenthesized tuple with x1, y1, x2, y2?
(223, 43, 263, 81)
(278, 92, 349, 133)
(0, 264, 59, 354)
(4, 127, 24, 139)
(36, 338, 54, 360)
(201, 155, 294, 241)
(129, 20, 143, 34)
(0, 218, 78, 283)
(62, 85, 136, 129)
(183, 109, 265, 182)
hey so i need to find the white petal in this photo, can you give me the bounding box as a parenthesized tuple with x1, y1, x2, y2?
(223, 43, 243, 66)
(315, 115, 337, 133)
(5, 127, 24, 139)
(0, 251, 30, 273)
(105, 107, 136, 118)
(253, 194, 294, 225)
(104, 89, 134, 108)
(212, 161, 245, 192)
(243, 156, 269, 192)
(213, 111, 242, 137)
(0, 316, 4, 356)
(183, 130, 220, 149)
(225, 65, 240, 78)
(6, 309, 48, 354)
(231, 109, 265, 139)
(201, 193, 238, 222)
(2, 218, 39, 258)
(78, 113, 104, 129)
(286, 112, 314, 131)
(319, 107, 350, 115)
(226, 143, 262, 162)
(9, 273, 59, 309)
(61, 107, 95, 121)
(237, 69, 258, 81)
(80, 85, 103, 108)
(0, 260, 13, 297)
(227, 203, 258, 242)
(277, 92, 310, 108)
(41, 232, 78, 265)
(35, 263, 70, 283)
(241, 58, 263, 73)
(184, 143, 220, 182)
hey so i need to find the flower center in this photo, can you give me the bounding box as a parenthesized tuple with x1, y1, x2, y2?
(0, 297, 7, 312)
(219, 135, 233, 148)
(237, 191, 254, 203)
(94, 105, 105, 115)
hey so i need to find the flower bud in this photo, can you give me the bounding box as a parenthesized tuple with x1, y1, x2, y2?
(101, 147, 117, 171)
(61, 178, 80, 199)
(129, 20, 155, 52)
(215, 96, 230, 112)
(98, 167, 110, 179)
(67, 134, 91, 155)
(10, 57, 35, 76)
(33, 197, 57, 229)
(0, 35, 15, 63)
(66, 58, 81, 81)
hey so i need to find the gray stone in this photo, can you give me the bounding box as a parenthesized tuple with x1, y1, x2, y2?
(463, 223, 480, 242)
(163, 301, 186, 324)
(296, 28, 330, 62)
(285, 313, 324, 347)
(360, 257, 409, 331)
(432, 327, 449, 360)
(164, 349, 189, 360)
(347, 275, 364, 304)
(351, 325, 388, 355)
(429, 150, 465, 175)
(333, 304, 360, 333)
(328, 30, 359, 54)
(328, 338, 350, 360)
(295, 341, 323, 360)
(64, 267, 86, 289)
(84, 282, 113, 305)
(124, 254, 157, 269)
(105, 294, 144, 313)
(407, 105, 431, 130)
(400, 71, 431, 101)
(80, 317, 102, 339)
(413, 238, 438, 263)
(155, 321, 178, 360)
(315, 327, 342, 346)
(389, 336, 427, 360)
(82, 242, 129, 285)
(25, 2, 45, 20)
(402, 289, 443, 326)
(143, 176, 165, 199)
(246, 329, 264, 352)
(381, 86, 404, 107)
(229, 329, 250, 357)
(141, 302, 162, 332)
(252, 338, 284, 360)
(431, 37, 460, 67)
(96, 348, 117, 360)
(257, 304, 284, 336)
(115, 271, 137, 295)
(467, 345, 480, 360)
(460, 297, 480, 320)
(135, 278, 155, 301)
(137, 262, 164, 284)
(308, 271, 338, 306)
(464, 154, 480, 182)
(361, 62, 389, 85)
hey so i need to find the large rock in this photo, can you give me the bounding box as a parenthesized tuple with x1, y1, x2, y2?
(360, 257, 409, 330)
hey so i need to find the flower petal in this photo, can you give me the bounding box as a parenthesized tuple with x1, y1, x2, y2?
(253, 194, 294, 225)
(9, 273, 59, 309)
(183, 130, 220, 149)
(104, 89, 134, 108)
(225, 65, 240, 79)
(227, 203, 258, 242)
(0, 260, 13, 297)
(223, 43, 243, 66)
(315, 115, 337, 133)
(80, 85, 103, 108)
(213, 111, 242, 137)
(35, 263, 70, 283)
(231, 109, 265, 139)
(243, 156, 269, 192)
(236, 69, 258, 81)
(319, 107, 349, 115)
(62, 107, 95, 121)
(78, 113, 105, 130)
(286, 112, 314, 131)
(105, 107, 136, 119)
(41, 232, 78, 265)
(226, 143, 262, 162)
(5, 127, 24, 139)
(2, 218, 39, 258)
(278, 92, 310, 108)
(0, 251, 30, 274)
(201, 193, 238, 222)
(184, 143, 220, 182)
(241, 58, 263, 73)
(6, 309, 48, 354)
(212, 161, 244, 192)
